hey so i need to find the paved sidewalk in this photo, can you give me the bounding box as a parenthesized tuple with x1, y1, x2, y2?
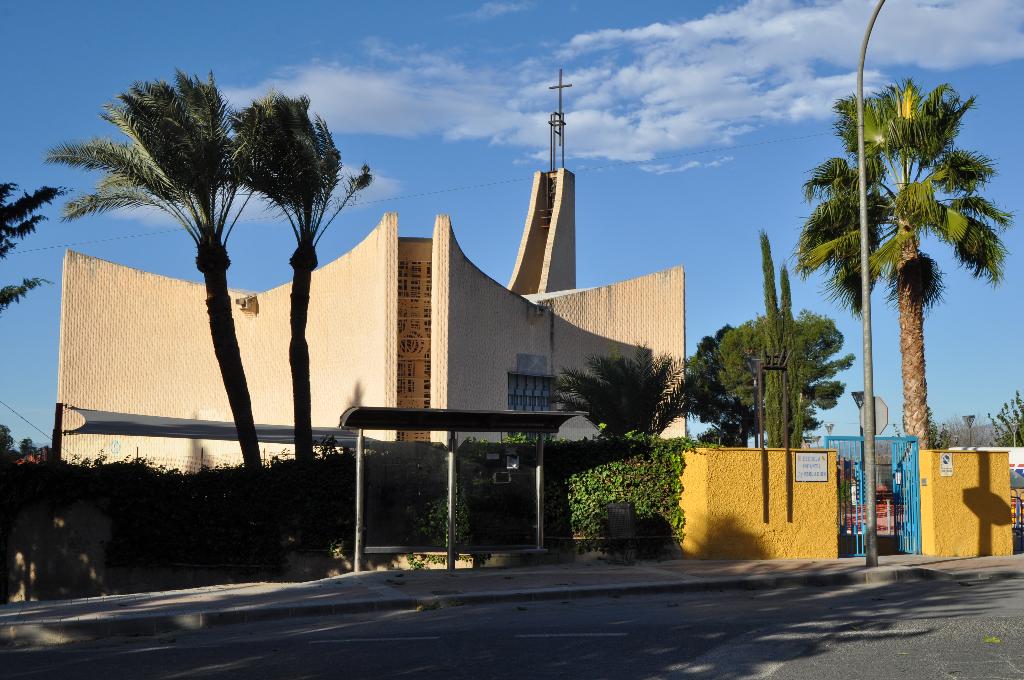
(2, 553, 1021, 647)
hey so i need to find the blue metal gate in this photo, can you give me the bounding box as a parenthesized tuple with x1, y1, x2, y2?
(825, 436, 921, 557)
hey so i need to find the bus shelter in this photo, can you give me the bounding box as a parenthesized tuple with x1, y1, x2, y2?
(340, 407, 585, 573)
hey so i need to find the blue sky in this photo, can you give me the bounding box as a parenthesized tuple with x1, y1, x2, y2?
(1, 0, 1022, 444)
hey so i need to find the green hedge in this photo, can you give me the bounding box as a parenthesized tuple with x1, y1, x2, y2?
(0, 436, 692, 598)
(544, 436, 690, 553)
(0, 454, 355, 601)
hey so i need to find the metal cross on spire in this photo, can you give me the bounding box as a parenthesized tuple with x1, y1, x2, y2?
(548, 68, 572, 171)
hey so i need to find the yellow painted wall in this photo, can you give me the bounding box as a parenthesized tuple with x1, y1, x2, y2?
(680, 448, 838, 560)
(919, 449, 1013, 557)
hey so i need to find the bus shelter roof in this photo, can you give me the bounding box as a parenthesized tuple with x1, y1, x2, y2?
(340, 407, 586, 433)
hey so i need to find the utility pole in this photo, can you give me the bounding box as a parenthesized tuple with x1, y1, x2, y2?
(856, 0, 886, 569)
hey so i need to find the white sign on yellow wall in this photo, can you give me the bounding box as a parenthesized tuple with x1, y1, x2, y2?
(796, 452, 829, 482)
(940, 452, 954, 477)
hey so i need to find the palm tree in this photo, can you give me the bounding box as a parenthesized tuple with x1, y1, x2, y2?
(555, 346, 686, 437)
(797, 80, 1012, 448)
(47, 71, 262, 469)
(233, 94, 371, 463)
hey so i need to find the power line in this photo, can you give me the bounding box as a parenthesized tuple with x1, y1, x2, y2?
(9, 130, 831, 251)
(14, 228, 182, 254)
(0, 398, 52, 442)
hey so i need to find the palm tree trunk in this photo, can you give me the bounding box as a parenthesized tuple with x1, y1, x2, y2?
(289, 244, 317, 463)
(197, 243, 262, 469)
(897, 235, 930, 449)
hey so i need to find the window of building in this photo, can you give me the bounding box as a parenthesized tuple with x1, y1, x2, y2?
(507, 372, 552, 412)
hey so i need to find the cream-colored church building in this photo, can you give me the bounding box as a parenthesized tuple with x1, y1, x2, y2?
(55, 168, 685, 469)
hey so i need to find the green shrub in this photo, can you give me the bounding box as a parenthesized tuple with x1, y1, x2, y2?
(0, 454, 355, 601)
(545, 435, 690, 554)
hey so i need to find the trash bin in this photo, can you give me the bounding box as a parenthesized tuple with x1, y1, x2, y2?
(606, 502, 637, 563)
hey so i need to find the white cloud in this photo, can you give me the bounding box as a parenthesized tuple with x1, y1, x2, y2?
(456, 1, 531, 21)
(639, 155, 735, 175)
(226, 1, 1024, 164)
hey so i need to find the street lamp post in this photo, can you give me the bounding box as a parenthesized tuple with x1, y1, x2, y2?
(746, 355, 763, 449)
(856, 0, 886, 569)
(852, 391, 865, 437)
(963, 415, 976, 447)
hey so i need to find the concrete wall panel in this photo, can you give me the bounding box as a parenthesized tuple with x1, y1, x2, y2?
(57, 215, 398, 468)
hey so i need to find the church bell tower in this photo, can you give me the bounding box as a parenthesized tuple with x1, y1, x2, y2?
(508, 70, 576, 295)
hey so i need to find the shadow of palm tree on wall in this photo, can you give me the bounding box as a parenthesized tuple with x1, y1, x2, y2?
(963, 454, 1012, 556)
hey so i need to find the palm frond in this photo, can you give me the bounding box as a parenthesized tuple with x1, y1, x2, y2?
(885, 251, 946, 310)
(48, 71, 241, 252)
(798, 79, 1012, 314)
(232, 92, 365, 253)
(554, 346, 685, 436)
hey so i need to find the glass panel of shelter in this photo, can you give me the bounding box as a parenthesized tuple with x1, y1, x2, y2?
(363, 438, 448, 550)
(363, 433, 539, 552)
(456, 438, 538, 548)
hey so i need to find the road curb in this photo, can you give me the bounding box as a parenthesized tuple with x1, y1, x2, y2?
(1, 566, 1018, 648)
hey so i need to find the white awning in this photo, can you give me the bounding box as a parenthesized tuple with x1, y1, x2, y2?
(64, 407, 359, 447)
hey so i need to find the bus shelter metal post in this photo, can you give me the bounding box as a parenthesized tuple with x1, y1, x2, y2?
(447, 431, 457, 573)
(51, 402, 64, 462)
(536, 434, 545, 550)
(354, 430, 365, 574)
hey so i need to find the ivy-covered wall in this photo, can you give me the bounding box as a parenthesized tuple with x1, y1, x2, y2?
(545, 436, 689, 554)
(1, 436, 692, 600)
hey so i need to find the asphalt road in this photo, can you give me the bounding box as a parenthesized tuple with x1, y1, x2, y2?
(3, 577, 1024, 679)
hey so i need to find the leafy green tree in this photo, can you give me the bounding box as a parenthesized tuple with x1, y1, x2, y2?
(685, 326, 754, 445)
(797, 80, 1013, 448)
(719, 312, 853, 442)
(990, 391, 1024, 447)
(1, 183, 64, 315)
(233, 94, 371, 463)
(555, 346, 686, 437)
(0, 424, 13, 455)
(47, 72, 262, 469)
(18, 438, 36, 457)
(926, 407, 952, 449)
(757, 231, 798, 447)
